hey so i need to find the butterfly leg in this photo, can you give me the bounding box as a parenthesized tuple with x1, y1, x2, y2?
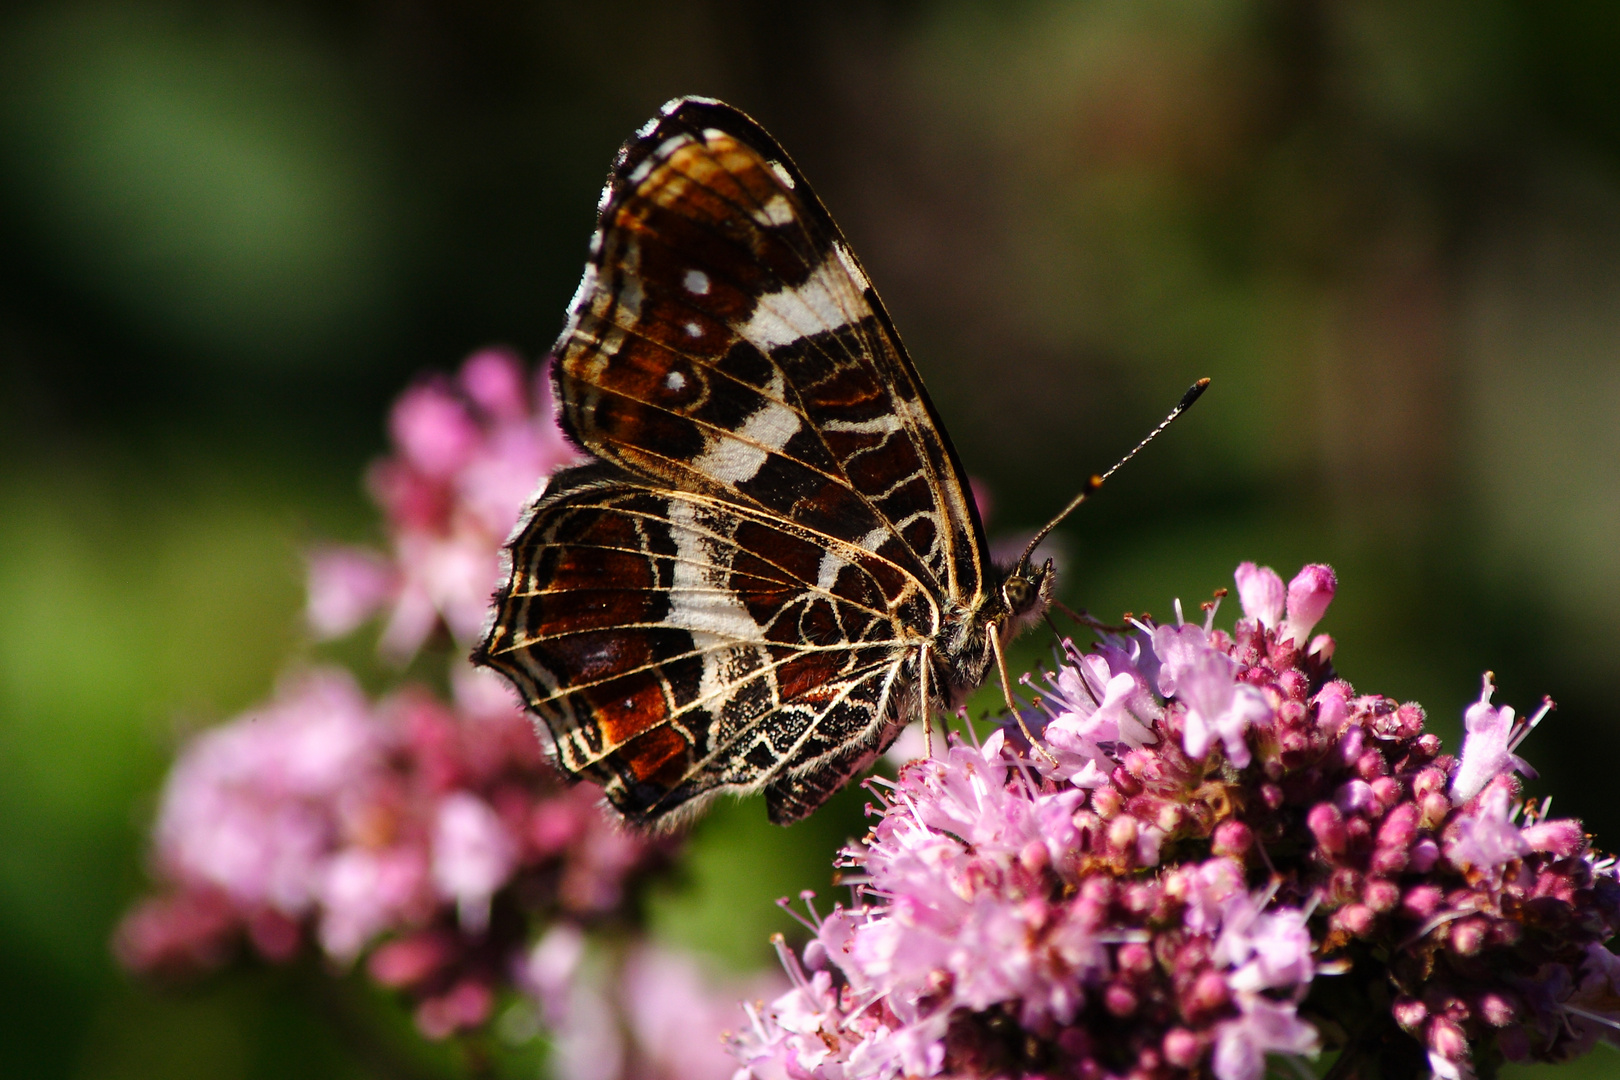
(990, 628, 1059, 767)
(918, 643, 934, 759)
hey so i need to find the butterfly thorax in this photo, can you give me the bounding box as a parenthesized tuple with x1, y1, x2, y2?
(931, 556, 1055, 710)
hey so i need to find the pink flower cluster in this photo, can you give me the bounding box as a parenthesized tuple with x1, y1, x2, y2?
(306, 348, 582, 661)
(115, 665, 672, 1037)
(118, 350, 710, 1060)
(730, 563, 1620, 1080)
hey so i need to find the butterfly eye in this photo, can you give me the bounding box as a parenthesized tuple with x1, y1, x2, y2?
(1003, 576, 1033, 612)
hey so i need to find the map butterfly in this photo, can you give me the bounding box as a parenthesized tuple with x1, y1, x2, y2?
(474, 97, 1201, 826)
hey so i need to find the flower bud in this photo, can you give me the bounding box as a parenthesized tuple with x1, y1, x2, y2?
(1104, 982, 1138, 1017)
(1401, 885, 1444, 920)
(1428, 1018, 1468, 1064)
(1449, 918, 1487, 955)
(1308, 803, 1348, 855)
(1334, 903, 1375, 937)
(1364, 878, 1400, 913)
(1521, 819, 1584, 857)
(1162, 1028, 1202, 1069)
(1478, 991, 1516, 1027)
(1282, 564, 1336, 644)
(1392, 996, 1428, 1031)
(1212, 820, 1253, 858)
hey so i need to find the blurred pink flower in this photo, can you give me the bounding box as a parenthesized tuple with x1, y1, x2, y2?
(117, 662, 673, 1040)
(307, 348, 582, 661)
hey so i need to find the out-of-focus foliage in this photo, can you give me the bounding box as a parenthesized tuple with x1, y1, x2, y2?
(2, 2, 1617, 1077)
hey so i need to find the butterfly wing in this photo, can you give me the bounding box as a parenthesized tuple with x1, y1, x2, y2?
(555, 96, 989, 607)
(479, 97, 992, 823)
(478, 464, 928, 824)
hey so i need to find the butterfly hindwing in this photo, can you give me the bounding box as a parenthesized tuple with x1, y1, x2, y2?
(479, 464, 932, 823)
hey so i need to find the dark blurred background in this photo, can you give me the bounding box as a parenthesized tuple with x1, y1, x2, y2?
(3, 1, 1619, 1076)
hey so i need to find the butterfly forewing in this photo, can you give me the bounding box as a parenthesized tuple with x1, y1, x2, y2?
(558, 98, 986, 603)
(478, 97, 995, 825)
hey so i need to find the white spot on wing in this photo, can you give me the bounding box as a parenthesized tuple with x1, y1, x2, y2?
(821, 415, 901, 434)
(665, 371, 686, 391)
(684, 321, 703, 338)
(691, 373, 801, 484)
(753, 194, 794, 227)
(738, 250, 869, 348)
(683, 269, 710, 295)
(833, 242, 870, 293)
(768, 161, 795, 189)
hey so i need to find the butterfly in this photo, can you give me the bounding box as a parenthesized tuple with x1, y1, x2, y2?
(474, 96, 1202, 827)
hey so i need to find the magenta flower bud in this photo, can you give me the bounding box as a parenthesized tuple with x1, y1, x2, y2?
(1412, 766, 1447, 800)
(1105, 982, 1138, 1016)
(1281, 564, 1336, 644)
(1093, 787, 1123, 818)
(1187, 971, 1231, 1015)
(1276, 670, 1309, 702)
(1410, 838, 1440, 872)
(1111, 764, 1144, 796)
(1308, 803, 1348, 854)
(1345, 816, 1372, 847)
(1118, 942, 1154, 974)
(1337, 725, 1365, 767)
(1449, 918, 1487, 956)
(1335, 779, 1377, 816)
(1428, 1017, 1468, 1062)
(1212, 820, 1253, 858)
(1162, 1028, 1202, 1068)
(1020, 839, 1051, 873)
(1364, 878, 1400, 913)
(1355, 748, 1388, 779)
(1521, 818, 1584, 857)
(1235, 562, 1286, 628)
(1392, 996, 1428, 1031)
(1376, 802, 1420, 849)
(1261, 782, 1285, 811)
(1418, 791, 1450, 829)
(1478, 991, 1516, 1027)
(1401, 885, 1445, 920)
(1108, 815, 1139, 852)
(1334, 903, 1375, 937)
(1369, 777, 1401, 812)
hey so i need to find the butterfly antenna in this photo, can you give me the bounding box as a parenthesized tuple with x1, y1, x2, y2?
(1018, 378, 1209, 567)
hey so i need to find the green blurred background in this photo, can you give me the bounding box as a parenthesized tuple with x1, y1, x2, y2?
(3, 1, 1619, 1076)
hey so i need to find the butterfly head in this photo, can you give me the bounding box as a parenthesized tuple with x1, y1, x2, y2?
(999, 556, 1055, 634)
